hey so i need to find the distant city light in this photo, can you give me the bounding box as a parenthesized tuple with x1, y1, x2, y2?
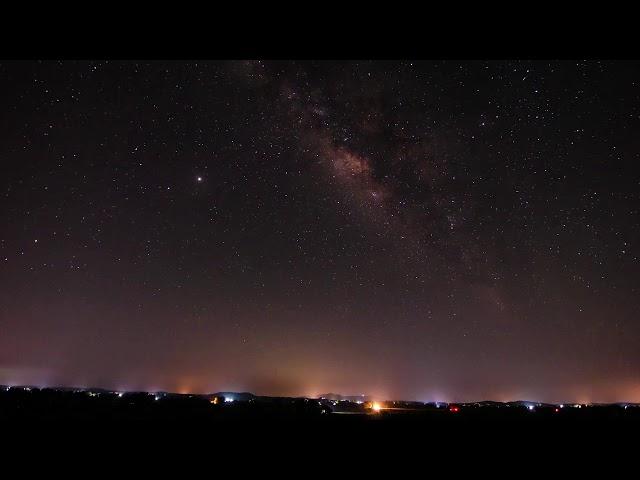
(224, 397, 234, 403)
(371, 402, 382, 412)
(527, 405, 534, 411)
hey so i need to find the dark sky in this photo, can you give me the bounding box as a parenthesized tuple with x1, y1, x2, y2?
(1, 60, 639, 403)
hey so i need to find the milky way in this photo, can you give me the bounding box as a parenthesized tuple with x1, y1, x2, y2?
(1, 60, 639, 402)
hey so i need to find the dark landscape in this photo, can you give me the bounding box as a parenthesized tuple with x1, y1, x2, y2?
(2, 385, 638, 423)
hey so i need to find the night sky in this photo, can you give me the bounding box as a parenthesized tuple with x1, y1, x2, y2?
(1, 60, 639, 403)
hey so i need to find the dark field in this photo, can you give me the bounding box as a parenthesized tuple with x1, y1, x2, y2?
(2, 386, 639, 423)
